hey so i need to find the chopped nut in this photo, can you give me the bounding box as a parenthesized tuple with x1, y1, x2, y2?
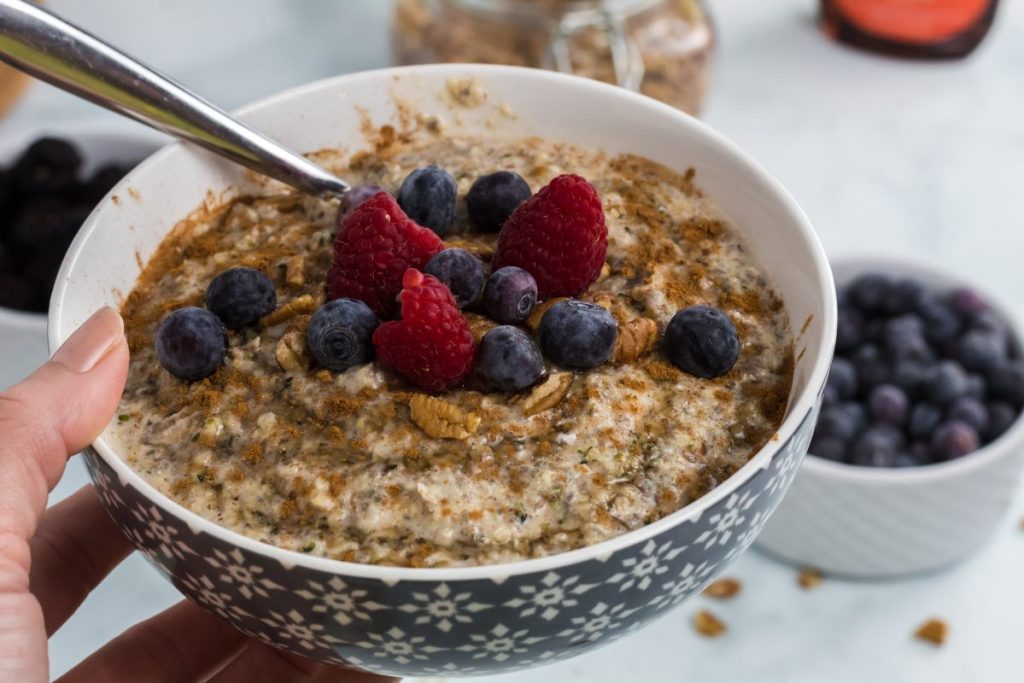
(598, 262, 611, 281)
(914, 618, 948, 646)
(517, 372, 573, 416)
(409, 394, 481, 439)
(197, 417, 223, 447)
(797, 567, 823, 590)
(275, 331, 309, 372)
(693, 610, 726, 638)
(465, 312, 498, 343)
(315, 369, 333, 383)
(526, 297, 568, 332)
(262, 294, 317, 327)
(284, 255, 306, 287)
(702, 578, 742, 600)
(445, 238, 494, 261)
(613, 317, 658, 363)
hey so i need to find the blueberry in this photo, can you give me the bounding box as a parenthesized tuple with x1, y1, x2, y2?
(883, 278, 927, 315)
(10, 198, 88, 254)
(306, 298, 378, 372)
(397, 166, 457, 236)
(835, 307, 863, 353)
(850, 425, 903, 467)
(840, 401, 868, 432)
(964, 373, 986, 399)
(851, 344, 889, 394)
(13, 137, 82, 196)
(155, 307, 226, 381)
(846, 273, 890, 313)
(539, 300, 617, 371)
(918, 296, 961, 346)
(926, 360, 969, 404)
(466, 171, 531, 233)
(205, 267, 277, 330)
(424, 248, 485, 308)
(882, 315, 932, 364)
(956, 330, 1006, 375)
(478, 325, 544, 391)
(815, 405, 862, 441)
(947, 397, 989, 434)
(893, 452, 924, 468)
(339, 184, 386, 221)
(868, 384, 909, 425)
(826, 357, 858, 400)
(821, 384, 839, 407)
(664, 305, 741, 379)
(988, 359, 1024, 408)
(983, 401, 1018, 442)
(811, 435, 847, 463)
(930, 420, 979, 461)
(908, 402, 942, 439)
(892, 361, 933, 399)
(483, 266, 537, 323)
(946, 287, 988, 321)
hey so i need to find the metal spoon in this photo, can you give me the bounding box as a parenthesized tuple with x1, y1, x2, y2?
(0, 0, 349, 197)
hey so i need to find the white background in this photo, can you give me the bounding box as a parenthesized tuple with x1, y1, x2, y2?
(1, 1, 1022, 681)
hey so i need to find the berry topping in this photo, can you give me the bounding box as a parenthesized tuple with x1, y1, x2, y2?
(466, 170, 532, 233)
(306, 298, 379, 372)
(155, 307, 226, 382)
(424, 248, 485, 309)
(327, 192, 444, 317)
(372, 269, 476, 392)
(477, 325, 544, 392)
(339, 183, 386, 221)
(538, 300, 617, 371)
(482, 266, 537, 324)
(205, 267, 277, 330)
(664, 305, 740, 379)
(931, 420, 979, 461)
(396, 165, 457, 236)
(491, 174, 607, 299)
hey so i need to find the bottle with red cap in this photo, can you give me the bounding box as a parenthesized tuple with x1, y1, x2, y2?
(820, 0, 999, 59)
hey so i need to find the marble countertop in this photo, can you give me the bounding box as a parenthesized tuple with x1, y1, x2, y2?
(2, 1, 1021, 681)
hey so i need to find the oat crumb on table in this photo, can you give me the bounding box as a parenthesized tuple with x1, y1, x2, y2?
(702, 577, 742, 600)
(914, 618, 949, 646)
(797, 567, 824, 590)
(693, 609, 727, 638)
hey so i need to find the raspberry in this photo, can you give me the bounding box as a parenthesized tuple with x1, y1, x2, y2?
(372, 269, 476, 392)
(491, 174, 606, 299)
(327, 192, 444, 317)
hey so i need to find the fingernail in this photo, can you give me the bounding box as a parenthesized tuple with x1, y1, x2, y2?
(52, 307, 126, 373)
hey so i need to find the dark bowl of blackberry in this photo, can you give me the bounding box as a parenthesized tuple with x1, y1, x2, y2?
(0, 128, 162, 320)
(757, 257, 1024, 578)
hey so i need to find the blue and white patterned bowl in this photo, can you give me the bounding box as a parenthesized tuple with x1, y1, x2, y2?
(50, 65, 836, 677)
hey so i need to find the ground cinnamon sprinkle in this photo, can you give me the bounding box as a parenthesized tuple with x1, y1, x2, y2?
(645, 359, 683, 382)
(242, 443, 263, 465)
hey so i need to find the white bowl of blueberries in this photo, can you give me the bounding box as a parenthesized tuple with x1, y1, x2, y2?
(0, 124, 163, 387)
(758, 256, 1024, 578)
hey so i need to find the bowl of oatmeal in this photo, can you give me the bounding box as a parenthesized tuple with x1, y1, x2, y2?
(49, 65, 834, 676)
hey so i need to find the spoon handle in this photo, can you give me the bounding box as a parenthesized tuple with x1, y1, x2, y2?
(0, 0, 348, 196)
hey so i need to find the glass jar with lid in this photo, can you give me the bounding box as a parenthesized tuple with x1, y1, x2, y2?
(392, 0, 714, 115)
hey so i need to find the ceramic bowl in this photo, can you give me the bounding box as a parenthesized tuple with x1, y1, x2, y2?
(0, 123, 165, 389)
(49, 64, 835, 677)
(757, 255, 1024, 579)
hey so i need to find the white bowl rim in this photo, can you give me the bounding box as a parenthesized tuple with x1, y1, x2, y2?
(805, 252, 1024, 485)
(1, 122, 168, 326)
(49, 63, 836, 582)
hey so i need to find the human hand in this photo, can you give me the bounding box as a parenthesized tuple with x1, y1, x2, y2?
(0, 307, 394, 682)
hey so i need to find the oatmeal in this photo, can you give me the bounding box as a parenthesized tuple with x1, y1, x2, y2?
(113, 128, 792, 568)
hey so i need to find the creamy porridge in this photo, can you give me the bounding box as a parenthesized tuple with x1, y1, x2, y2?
(113, 125, 793, 568)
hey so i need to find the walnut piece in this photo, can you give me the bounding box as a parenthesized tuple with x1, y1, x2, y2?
(914, 618, 948, 646)
(797, 567, 823, 590)
(262, 294, 317, 327)
(465, 312, 498, 343)
(693, 610, 726, 638)
(284, 254, 306, 287)
(526, 297, 568, 332)
(518, 372, 573, 416)
(275, 331, 309, 372)
(702, 577, 742, 600)
(613, 317, 658, 363)
(409, 394, 482, 440)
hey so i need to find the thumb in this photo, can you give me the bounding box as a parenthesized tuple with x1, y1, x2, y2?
(0, 307, 129, 540)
